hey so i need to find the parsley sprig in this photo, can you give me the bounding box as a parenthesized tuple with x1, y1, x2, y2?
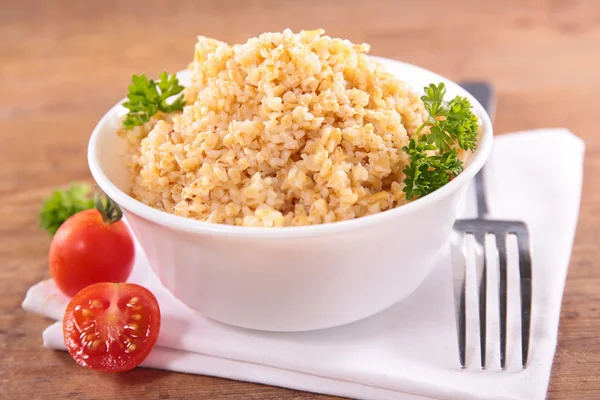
(122, 72, 185, 129)
(39, 183, 126, 236)
(402, 83, 480, 200)
(39, 183, 95, 236)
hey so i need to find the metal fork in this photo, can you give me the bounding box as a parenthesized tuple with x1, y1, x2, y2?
(451, 82, 532, 370)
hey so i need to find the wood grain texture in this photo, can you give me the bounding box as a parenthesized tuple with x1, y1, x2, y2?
(1, 0, 599, 398)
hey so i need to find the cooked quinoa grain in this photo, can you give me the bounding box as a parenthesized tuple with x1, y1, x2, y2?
(118, 29, 428, 227)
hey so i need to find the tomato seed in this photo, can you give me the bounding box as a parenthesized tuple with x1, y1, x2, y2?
(131, 314, 142, 321)
(120, 335, 131, 347)
(80, 324, 96, 333)
(91, 300, 103, 309)
(126, 323, 138, 331)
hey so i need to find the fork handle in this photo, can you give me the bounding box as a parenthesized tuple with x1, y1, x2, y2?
(474, 168, 489, 218)
(458, 81, 496, 218)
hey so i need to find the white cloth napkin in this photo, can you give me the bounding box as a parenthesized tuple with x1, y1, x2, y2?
(23, 129, 584, 400)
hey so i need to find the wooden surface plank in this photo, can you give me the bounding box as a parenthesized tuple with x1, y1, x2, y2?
(1, 0, 599, 398)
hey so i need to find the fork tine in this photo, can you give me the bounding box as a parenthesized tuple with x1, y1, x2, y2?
(496, 232, 509, 370)
(516, 228, 533, 368)
(451, 230, 468, 368)
(474, 232, 487, 369)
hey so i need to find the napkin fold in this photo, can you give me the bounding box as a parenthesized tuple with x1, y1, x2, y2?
(23, 129, 585, 400)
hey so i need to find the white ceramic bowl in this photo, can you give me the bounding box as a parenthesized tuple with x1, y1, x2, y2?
(88, 57, 493, 332)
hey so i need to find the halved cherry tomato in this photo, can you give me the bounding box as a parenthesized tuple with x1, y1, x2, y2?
(63, 282, 161, 372)
(49, 208, 135, 297)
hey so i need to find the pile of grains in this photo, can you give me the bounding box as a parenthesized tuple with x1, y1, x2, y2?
(119, 29, 428, 227)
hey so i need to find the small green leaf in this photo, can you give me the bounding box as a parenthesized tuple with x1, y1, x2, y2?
(427, 123, 454, 152)
(122, 72, 186, 130)
(39, 183, 95, 236)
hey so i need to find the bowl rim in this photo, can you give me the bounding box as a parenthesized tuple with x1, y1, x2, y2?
(88, 56, 493, 238)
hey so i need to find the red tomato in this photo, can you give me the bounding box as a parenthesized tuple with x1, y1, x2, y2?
(63, 282, 161, 372)
(49, 209, 135, 297)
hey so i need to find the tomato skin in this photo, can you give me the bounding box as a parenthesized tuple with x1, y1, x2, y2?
(63, 282, 161, 372)
(49, 209, 135, 297)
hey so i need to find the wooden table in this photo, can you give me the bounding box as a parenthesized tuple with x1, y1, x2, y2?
(2, 0, 599, 398)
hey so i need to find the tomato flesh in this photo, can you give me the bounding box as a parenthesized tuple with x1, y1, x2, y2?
(50, 209, 135, 297)
(63, 283, 161, 372)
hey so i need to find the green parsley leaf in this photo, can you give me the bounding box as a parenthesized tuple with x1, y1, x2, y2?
(402, 137, 464, 200)
(446, 96, 479, 151)
(426, 123, 455, 153)
(420, 82, 448, 120)
(122, 72, 185, 129)
(402, 82, 479, 200)
(39, 183, 95, 236)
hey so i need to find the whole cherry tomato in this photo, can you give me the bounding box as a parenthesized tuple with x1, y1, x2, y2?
(49, 195, 134, 297)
